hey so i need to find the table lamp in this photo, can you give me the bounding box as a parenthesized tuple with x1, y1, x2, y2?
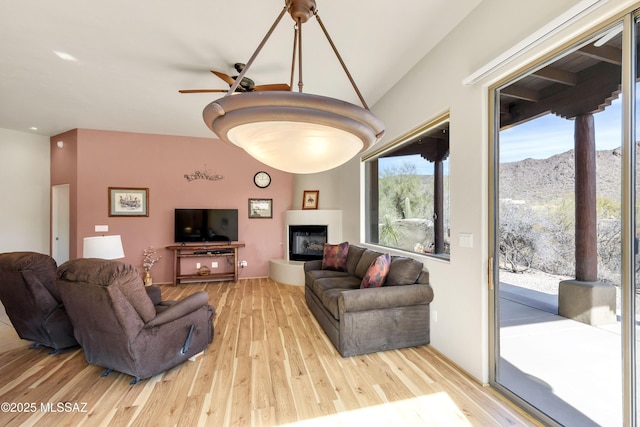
(83, 235, 125, 259)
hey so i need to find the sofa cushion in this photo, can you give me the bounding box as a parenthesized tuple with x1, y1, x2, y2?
(321, 242, 349, 272)
(361, 253, 391, 288)
(312, 276, 361, 298)
(354, 249, 383, 279)
(306, 269, 352, 282)
(346, 245, 366, 276)
(306, 269, 351, 288)
(385, 256, 424, 286)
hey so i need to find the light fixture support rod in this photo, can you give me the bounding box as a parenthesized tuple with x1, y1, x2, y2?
(226, 5, 289, 95)
(313, 11, 369, 110)
(290, 25, 298, 89)
(297, 17, 304, 92)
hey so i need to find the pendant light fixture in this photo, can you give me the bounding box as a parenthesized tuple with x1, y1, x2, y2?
(202, 0, 385, 174)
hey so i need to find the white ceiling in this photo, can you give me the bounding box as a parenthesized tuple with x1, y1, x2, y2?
(0, 0, 480, 139)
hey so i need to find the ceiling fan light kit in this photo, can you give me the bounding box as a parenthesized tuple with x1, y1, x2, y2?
(200, 0, 385, 174)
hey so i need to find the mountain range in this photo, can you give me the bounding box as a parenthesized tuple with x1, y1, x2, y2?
(498, 145, 635, 204)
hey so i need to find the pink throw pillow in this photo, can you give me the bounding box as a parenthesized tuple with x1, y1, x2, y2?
(321, 242, 349, 271)
(361, 253, 391, 288)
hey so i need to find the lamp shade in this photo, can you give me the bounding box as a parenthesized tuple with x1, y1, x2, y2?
(203, 92, 385, 174)
(83, 235, 125, 260)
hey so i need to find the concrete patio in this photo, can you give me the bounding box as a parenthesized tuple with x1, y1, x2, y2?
(499, 282, 637, 426)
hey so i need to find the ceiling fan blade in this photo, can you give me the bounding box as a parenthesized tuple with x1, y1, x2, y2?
(210, 70, 235, 86)
(179, 89, 228, 93)
(253, 83, 292, 92)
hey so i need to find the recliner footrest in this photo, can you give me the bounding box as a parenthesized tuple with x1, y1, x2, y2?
(180, 324, 195, 355)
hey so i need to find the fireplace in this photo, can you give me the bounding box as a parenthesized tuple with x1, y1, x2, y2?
(269, 210, 341, 285)
(289, 225, 327, 261)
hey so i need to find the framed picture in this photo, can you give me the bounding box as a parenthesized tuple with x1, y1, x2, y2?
(108, 187, 149, 217)
(249, 198, 273, 218)
(302, 190, 319, 210)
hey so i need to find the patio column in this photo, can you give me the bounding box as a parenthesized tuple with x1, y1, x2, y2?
(434, 159, 444, 254)
(558, 113, 616, 326)
(574, 113, 598, 281)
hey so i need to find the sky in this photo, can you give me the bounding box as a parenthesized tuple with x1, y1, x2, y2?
(499, 96, 626, 163)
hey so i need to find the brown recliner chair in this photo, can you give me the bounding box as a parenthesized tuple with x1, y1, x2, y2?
(56, 258, 214, 384)
(0, 252, 78, 352)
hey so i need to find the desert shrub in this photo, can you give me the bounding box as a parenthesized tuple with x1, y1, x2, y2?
(499, 194, 624, 284)
(499, 202, 542, 272)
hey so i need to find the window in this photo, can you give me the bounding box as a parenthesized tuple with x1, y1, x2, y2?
(364, 114, 450, 259)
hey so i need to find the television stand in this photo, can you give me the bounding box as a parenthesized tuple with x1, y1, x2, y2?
(166, 242, 245, 285)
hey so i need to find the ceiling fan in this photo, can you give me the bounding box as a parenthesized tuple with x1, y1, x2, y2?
(179, 63, 290, 94)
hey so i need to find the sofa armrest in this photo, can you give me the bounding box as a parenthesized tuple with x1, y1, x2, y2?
(339, 284, 433, 313)
(304, 260, 323, 272)
(144, 291, 210, 328)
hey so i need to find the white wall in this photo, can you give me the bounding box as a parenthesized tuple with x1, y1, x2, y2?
(0, 128, 50, 253)
(328, 0, 636, 382)
(293, 171, 341, 210)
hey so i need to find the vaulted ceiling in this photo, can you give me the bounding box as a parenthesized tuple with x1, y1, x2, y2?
(0, 0, 481, 139)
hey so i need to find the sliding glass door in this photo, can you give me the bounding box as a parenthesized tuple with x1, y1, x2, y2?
(491, 15, 639, 426)
(632, 16, 639, 427)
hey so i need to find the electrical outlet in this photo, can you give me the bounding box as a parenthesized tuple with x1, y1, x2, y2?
(196, 263, 201, 269)
(211, 261, 218, 268)
(239, 260, 248, 268)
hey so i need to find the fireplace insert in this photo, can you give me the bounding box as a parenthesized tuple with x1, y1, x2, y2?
(289, 225, 327, 261)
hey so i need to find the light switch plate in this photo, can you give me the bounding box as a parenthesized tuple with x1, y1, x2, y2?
(459, 233, 473, 248)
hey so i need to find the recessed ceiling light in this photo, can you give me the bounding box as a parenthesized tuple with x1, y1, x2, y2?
(29, 126, 37, 131)
(53, 51, 77, 62)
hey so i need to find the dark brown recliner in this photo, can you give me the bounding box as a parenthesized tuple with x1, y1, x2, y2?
(0, 252, 78, 352)
(56, 258, 214, 384)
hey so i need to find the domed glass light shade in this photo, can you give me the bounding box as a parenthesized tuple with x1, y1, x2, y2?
(203, 91, 384, 174)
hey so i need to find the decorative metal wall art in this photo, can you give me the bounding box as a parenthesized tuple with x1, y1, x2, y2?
(184, 165, 224, 182)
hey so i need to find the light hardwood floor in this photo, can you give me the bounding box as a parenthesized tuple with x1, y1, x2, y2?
(0, 278, 539, 426)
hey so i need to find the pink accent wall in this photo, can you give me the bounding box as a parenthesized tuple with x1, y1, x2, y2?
(51, 129, 293, 282)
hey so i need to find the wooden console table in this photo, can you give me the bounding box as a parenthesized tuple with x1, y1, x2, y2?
(166, 243, 245, 285)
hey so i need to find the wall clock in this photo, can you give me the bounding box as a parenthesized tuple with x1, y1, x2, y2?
(253, 171, 271, 188)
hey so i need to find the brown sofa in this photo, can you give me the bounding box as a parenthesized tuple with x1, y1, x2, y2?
(304, 244, 433, 357)
(56, 258, 214, 384)
(0, 252, 78, 352)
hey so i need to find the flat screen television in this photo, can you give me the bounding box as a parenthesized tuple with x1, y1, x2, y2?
(174, 209, 238, 243)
